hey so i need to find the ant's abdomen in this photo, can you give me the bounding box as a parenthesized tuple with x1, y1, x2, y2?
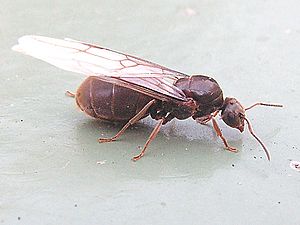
(75, 76, 153, 122)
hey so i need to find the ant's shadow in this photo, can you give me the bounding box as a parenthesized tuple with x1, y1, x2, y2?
(74, 117, 243, 180)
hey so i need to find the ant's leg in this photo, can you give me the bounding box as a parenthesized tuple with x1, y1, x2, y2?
(65, 91, 76, 98)
(212, 117, 237, 152)
(98, 100, 156, 143)
(195, 110, 220, 125)
(132, 118, 164, 161)
(196, 115, 213, 124)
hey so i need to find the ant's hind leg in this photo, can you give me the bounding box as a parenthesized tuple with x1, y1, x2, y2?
(98, 100, 156, 143)
(212, 117, 237, 153)
(65, 90, 76, 98)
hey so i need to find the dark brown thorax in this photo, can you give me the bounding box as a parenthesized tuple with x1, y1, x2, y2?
(174, 75, 224, 120)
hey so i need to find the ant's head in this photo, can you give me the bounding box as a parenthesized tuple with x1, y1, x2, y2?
(220, 97, 283, 161)
(221, 97, 245, 132)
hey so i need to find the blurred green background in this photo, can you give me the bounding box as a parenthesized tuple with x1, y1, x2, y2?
(1, 0, 300, 224)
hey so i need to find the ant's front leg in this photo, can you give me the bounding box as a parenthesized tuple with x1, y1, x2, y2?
(212, 117, 237, 152)
(65, 90, 76, 98)
(195, 115, 213, 125)
(195, 110, 219, 125)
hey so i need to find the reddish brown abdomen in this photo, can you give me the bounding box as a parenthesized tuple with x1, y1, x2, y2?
(75, 76, 153, 122)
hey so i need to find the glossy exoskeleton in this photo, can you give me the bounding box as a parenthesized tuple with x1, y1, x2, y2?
(13, 35, 283, 161)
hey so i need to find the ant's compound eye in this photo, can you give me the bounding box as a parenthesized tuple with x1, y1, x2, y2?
(226, 112, 236, 124)
(222, 111, 244, 131)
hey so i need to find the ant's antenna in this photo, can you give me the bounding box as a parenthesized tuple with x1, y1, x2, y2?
(245, 102, 283, 111)
(243, 102, 282, 161)
(243, 117, 271, 161)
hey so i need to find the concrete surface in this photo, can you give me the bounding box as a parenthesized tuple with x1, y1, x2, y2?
(1, 0, 300, 224)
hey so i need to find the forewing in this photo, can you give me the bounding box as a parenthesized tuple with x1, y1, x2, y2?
(12, 35, 189, 101)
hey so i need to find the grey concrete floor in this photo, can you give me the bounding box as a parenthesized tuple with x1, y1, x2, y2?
(1, 0, 300, 224)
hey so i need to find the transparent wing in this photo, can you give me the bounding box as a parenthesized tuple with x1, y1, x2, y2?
(12, 35, 189, 101)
